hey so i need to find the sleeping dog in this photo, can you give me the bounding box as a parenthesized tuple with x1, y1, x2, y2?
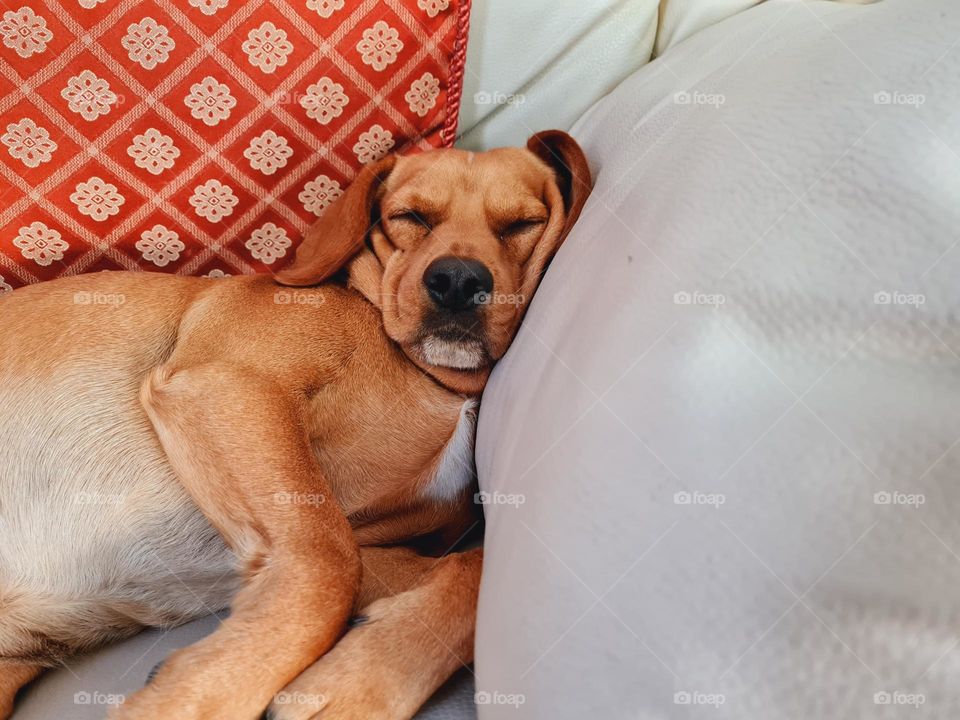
(0, 130, 591, 720)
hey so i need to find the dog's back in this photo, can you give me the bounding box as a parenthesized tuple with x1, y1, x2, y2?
(0, 273, 238, 665)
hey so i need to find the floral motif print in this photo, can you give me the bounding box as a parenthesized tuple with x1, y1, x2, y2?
(184, 76, 236, 126)
(121, 17, 175, 70)
(417, 0, 449, 18)
(352, 124, 394, 164)
(405, 72, 440, 117)
(299, 77, 348, 125)
(0, 7, 53, 58)
(188, 0, 229, 16)
(305, 0, 343, 18)
(136, 224, 185, 267)
(127, 128, 180, 175)
(245, 222, 291, 264)
(242, 21, 293, 74)
(13, 222, 67, 266)
(205, 268, 230, 278)
(298, 174, 342, 216)
(356, 20, 402, 72)
(243, 130, 293, 176)
(1, 118, 57, 168)
(0, 275, 12, 293)
(3, 0, 460, 283)
(70, 176, 125, 221)
(61, 70, 117, 121)
(189, 179, 238, 222)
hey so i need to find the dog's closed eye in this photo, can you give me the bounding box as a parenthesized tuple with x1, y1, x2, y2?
(388, 210, 433, 232)
(499, 218, 546, 241)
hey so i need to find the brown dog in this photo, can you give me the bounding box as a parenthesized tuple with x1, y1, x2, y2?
(0, 130, 590, 720)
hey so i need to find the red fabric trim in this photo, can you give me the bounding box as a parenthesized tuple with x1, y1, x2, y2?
(442, 0, 471, 146)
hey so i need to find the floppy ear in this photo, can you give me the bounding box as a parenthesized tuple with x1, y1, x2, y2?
(274, 154, 397, 286)
(526, 130, 591, 240)
(520, 130, 592, 297)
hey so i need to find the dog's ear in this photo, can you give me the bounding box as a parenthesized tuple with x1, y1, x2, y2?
(527, 130, 591, 240)
(274, 154, 397, 286)
(520, 130, 592, 297)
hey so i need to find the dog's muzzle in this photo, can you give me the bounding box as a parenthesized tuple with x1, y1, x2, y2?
(422, 256, 494, 313)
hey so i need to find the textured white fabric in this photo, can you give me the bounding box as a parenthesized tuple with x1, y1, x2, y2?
(457, 0, 658, 151)
(475, 1, 960, 718)
(655, 0, 764, 56)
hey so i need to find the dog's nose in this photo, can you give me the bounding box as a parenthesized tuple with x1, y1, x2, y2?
(423, 256, 494, 311)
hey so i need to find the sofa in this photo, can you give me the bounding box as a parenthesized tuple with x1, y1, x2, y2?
(15, 0, 960, 718)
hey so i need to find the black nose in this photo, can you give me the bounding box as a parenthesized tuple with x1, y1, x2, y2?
(423, 256, 494, 311)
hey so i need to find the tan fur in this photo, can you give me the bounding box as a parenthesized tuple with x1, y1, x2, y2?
(0, 131, 591, 720)
(271, 548, 483, 720)
(0, 666, 42, 720)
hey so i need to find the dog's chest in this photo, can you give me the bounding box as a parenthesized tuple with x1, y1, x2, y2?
(308, 378, 478, 513)
(421, 399, 477, 502)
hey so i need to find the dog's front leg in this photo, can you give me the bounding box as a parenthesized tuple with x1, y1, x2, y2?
(267, 546, 482, 720)
(113, 363, 360, 720)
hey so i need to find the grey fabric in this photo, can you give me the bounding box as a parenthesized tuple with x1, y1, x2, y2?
(13, 615, 476, 719)
(418, 669, 477, 720)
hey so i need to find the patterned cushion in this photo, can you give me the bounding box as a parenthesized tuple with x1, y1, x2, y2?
(0, 0, 469, 290)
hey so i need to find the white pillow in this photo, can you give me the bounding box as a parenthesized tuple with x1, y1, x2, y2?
(457, 0, 658, 150)
(655, 0, 763, 56)
(475, 1, 960, 718)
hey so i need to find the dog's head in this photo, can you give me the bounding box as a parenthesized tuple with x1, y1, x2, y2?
(276, 130, 591, 393)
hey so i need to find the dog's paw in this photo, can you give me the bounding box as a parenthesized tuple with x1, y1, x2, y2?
(265, 592, 446, 720)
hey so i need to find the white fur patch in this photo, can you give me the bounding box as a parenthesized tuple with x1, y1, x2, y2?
(423, 399, 477, 502)
(421, 336, 485, 369)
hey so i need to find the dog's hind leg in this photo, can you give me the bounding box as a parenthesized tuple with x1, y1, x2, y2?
(0, 663, 43, 719)
(114, 364, 360, 720)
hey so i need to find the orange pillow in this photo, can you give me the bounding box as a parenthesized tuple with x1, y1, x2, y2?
(0, 0, 469, 291)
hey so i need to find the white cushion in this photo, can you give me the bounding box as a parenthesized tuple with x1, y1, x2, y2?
(475, 1, 960, 718)
(654, 0, 763, 56)
(457, 0, 659, 150)
(457, 0, 861, 151)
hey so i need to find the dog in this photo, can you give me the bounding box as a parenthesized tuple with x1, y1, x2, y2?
(0, 130, 591, 720)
